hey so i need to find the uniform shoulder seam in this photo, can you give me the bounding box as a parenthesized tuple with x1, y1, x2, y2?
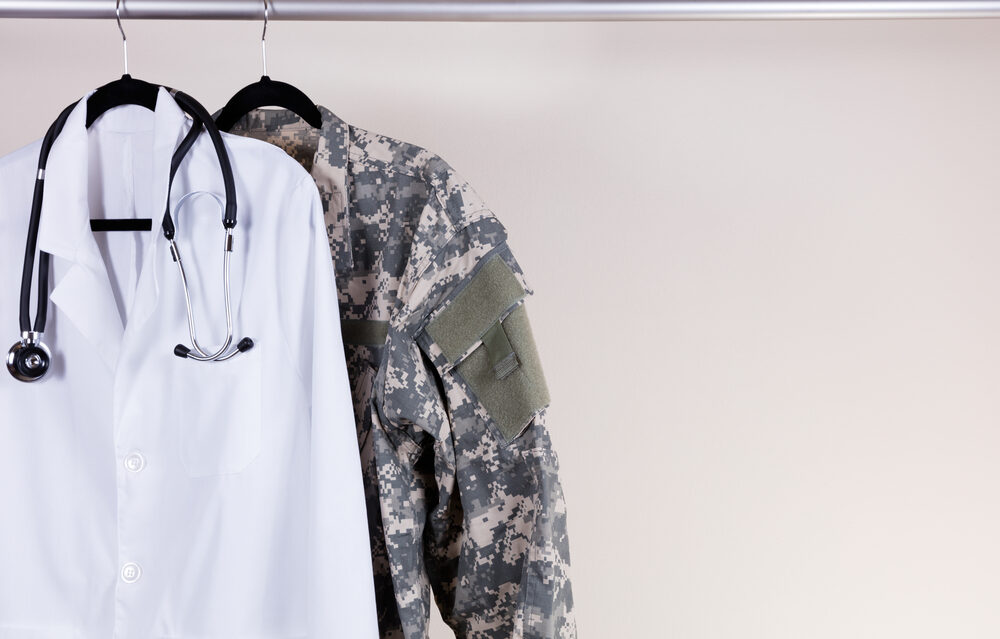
(344, 123, 486, 229)
(346, 124, 440, 180)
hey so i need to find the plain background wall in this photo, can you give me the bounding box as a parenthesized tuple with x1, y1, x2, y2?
(3, 15, 1000, 638)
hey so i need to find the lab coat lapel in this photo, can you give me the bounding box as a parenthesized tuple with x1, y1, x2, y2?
(127, 88, 191, 332)
(38, 87, 191, 371)
(38, 91, 124, 371)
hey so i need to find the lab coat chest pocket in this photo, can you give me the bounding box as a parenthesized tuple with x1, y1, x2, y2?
(173, 344, 263, 477)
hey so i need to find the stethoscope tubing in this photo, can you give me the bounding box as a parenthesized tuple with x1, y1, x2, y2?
(19, 101, 76, 336)
(169, 191, 237, 362)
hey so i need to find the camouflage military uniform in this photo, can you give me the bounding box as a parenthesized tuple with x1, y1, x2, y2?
(214, 105, 575, 638)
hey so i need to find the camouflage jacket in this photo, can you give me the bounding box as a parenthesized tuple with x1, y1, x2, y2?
(214, 105, 576, 639)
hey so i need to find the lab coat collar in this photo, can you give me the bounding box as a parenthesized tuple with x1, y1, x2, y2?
(36, 86, 192, 371)
(213, 104, 354, 273)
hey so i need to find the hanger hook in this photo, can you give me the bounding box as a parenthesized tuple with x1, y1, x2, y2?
(261, 0, 268, 78)
(115, 0, 128, 76)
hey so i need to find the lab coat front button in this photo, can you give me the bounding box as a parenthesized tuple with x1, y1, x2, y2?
(120, 562, 142, 583)
(123, 451, 145, 472)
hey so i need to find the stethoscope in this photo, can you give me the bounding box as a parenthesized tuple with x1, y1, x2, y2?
(6, 89, 255, 383)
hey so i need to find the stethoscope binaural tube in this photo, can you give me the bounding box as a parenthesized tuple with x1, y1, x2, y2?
(8, 88, 254, 383)
(162, 91, 253, 363)
(166, 191, 254, 363)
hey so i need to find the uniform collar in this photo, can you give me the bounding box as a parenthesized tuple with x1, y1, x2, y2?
(36, 86, 192, 370)
(213, 104, 354, 273)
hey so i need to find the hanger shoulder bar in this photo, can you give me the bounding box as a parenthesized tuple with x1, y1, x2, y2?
(4, 0, 1000, 22)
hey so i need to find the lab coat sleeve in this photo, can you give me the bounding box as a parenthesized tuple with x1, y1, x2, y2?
(376, 211, 576, 639)
(277, 175, 379, 638)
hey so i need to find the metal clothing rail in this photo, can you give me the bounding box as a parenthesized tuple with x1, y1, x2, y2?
(2, 0, 1000, 21)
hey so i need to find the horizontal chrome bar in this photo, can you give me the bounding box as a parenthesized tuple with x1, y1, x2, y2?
(2, 0, 1000, 21)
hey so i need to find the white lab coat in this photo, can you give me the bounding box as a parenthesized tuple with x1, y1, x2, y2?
(0, 88, 378, 638)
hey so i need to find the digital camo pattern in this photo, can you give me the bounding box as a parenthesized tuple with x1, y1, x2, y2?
(218, 105, 575, 638)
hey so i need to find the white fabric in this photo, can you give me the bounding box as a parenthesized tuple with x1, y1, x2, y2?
(0, 88, 378, 639)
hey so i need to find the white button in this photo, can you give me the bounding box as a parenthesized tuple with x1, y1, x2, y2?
(120, 562, 142, 584)
(123, 452, 145, 473)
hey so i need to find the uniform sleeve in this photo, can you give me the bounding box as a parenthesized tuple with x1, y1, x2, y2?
(277, 176, 379, 638)
(376, 212, 576, 639)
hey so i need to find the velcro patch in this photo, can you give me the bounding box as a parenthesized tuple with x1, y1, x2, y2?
(455, 304, 550, 441)
(425, 255, 526, 364)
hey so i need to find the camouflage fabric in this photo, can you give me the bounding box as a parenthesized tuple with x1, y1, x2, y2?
(214, 105, 575, 639)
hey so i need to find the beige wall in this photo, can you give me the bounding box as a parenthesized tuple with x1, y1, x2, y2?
(4, 16, 1000, 638)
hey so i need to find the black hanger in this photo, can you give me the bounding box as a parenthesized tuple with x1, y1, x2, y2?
(82, 2, 164, 232)
(215, 75, 322, 131)
(214, 0, 322, 132)
(85, 74, 159, 128)
(86, 1, 159, 129)
(86, 3, 162, 232)
(86, 73, 160, 232)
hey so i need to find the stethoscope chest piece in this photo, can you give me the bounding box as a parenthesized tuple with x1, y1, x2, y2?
(7, 333, 51, 382)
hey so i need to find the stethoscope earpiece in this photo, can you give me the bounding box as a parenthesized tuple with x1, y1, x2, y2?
(173, 337, 254, 361)
(6, 334, 51, 382)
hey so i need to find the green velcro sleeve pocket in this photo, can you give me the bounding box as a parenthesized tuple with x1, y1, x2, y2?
(455, 304, 550, 441)
(425, 255, 527, 363)
(424, 255, 550, 442)
(481, 319, 520, 380)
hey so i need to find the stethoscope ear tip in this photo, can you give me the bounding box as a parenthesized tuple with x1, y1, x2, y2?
(174, 336, 253, 361)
